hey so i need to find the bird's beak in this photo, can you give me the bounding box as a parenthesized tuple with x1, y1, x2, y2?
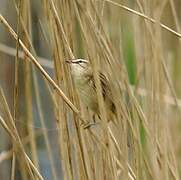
(65, 60, 72, 63)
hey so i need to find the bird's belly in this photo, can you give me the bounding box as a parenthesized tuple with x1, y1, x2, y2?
(78, 83, 98, 113)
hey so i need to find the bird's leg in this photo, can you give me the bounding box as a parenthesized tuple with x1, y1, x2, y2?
(82, 121, 99, 129)
(82, 112, 99, 129)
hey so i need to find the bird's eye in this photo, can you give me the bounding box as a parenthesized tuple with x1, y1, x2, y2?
(79, 60, 82, 63)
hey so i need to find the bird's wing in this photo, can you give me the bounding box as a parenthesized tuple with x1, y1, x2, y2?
(84, 72, 108, 98)
(85, 72, 115, 113)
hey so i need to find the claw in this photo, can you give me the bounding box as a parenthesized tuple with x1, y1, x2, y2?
(82, 122, 99, 129)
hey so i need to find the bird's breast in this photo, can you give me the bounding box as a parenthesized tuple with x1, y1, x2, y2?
(74, 76, 99, 113)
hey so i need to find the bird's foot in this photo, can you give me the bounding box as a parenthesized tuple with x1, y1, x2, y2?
(82, 122, 99, 129)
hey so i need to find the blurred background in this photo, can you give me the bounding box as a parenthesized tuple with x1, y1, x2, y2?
(0, 0, 60, 179)
(0, 0, 181, 180)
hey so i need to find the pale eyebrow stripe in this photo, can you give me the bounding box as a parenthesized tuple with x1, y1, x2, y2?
(1, 43, 181, 108)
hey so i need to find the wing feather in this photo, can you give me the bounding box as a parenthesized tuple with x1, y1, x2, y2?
(85, 72, 115, 113)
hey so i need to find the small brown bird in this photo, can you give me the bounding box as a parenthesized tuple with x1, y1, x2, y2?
(66, 59, 116, 122)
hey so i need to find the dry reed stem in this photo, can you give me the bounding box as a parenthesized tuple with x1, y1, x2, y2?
(105, 0, 181, 38)
(11, 0, 22, 178)
(0, 43, 53, 68)
(0, 0, 180, 179)
(1, 43, 181, 107)
(0, 13, 80, 115)
(0, 89, 44, 180)
(0, 130, 43, 163)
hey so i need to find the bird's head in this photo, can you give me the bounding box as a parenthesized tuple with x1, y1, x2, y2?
(66, 59, 89, 77)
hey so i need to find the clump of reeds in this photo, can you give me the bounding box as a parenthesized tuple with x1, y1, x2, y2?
(0, 0, 180, 179)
